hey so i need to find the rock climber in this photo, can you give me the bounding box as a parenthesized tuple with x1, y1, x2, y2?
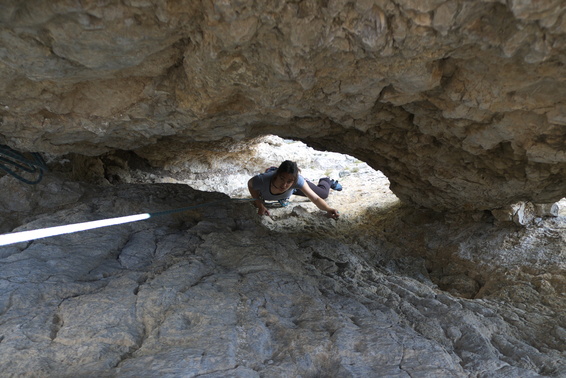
(247, 160, 342, 219)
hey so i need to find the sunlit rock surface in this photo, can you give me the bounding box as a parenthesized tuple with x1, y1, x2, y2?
(1, 1, 565, 210)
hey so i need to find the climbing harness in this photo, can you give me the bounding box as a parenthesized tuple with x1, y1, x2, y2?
(0, 144, 46, 185)
(260, 199, 291, 208)
(0, 197, 255, 247)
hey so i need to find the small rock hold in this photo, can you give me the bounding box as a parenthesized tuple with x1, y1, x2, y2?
(533, 203, 559, 217)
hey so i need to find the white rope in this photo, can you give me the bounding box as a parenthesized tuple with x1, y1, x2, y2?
(0, 213, 151, 247)
(0, 198, 255, 247)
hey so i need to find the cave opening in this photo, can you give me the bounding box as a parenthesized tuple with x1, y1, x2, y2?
(95, 134, 401, 218)
(0, 134, 401, 237)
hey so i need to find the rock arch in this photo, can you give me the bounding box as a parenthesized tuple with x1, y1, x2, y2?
(0, 0, 565, 210)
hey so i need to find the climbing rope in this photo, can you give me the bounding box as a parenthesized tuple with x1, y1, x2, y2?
(0, 144, 47, 185)
(0, 197, 256, 247)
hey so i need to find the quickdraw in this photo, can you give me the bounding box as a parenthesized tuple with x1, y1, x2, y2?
(0, 144, 46, 184)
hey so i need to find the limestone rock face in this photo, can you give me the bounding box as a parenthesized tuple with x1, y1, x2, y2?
(0, 175, 565, 376)
(1, 0, 566, 210)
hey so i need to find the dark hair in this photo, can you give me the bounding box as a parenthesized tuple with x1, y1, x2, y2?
(276, 160, 300, 184)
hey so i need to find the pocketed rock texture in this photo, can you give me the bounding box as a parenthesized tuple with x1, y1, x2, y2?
(0, 171, 565, 377)
(1, 1, 566, 210)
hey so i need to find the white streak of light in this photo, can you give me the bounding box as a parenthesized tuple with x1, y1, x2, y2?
(0, 213, 151, 247)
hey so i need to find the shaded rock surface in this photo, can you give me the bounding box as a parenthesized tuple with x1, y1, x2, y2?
(0, 140, 565, 376)
(1, 1, 566, 210)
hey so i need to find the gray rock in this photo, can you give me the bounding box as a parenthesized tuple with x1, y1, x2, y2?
(0, 176, 564, 376)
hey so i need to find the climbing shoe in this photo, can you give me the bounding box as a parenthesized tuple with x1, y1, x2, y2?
(330, 179, 342, 191)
